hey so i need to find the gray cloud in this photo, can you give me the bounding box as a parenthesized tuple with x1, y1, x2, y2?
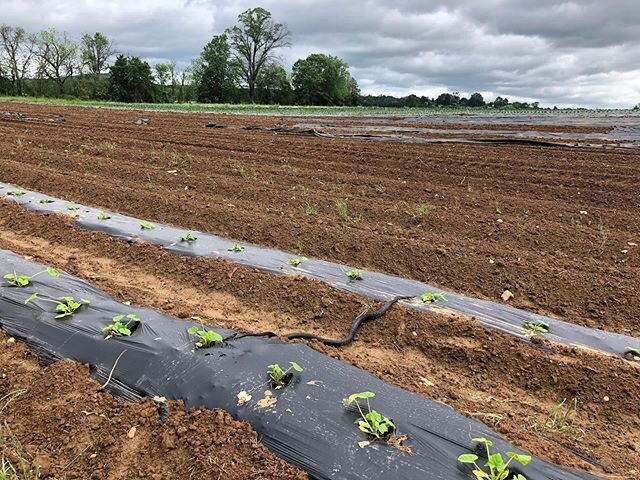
(1, 0, 638, 107)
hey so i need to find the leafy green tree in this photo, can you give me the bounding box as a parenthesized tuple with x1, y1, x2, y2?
(256, 64, 292, 104)
(35, 29, 78, 94)
(81, 32, 115, 97)
(0, 25, 36, 96)
(292, 53, 358, 106)
(226, 7, 290, 101)
(192, 34, 237, 103)
(154, 62, 170, 102)
(107, 55, 155, 102)
(468, 92, 485, 107)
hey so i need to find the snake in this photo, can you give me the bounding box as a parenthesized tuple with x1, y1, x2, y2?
(226, 295, 412, 347)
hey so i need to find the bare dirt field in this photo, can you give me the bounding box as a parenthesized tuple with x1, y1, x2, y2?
(1, 102, 639, 478)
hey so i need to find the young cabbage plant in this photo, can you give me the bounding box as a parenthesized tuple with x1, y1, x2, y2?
(346, 269, 364, 281)
(25, 292, 90, 319)
(38, 198, 54, 204)
(267, 362, 303, 387)
(457, 437, 531, 480)
(420, 292, 447, 303)
(7, 190, 25, 196)
(139, 220, 154, 230)
(97, 211, 111, 220)
(228, 243, 245, 253)
(347, 391, 395, 438)
(523, 320, 549, 337)
(66, 203, 79, 211)
(187, 317, 223, 349)
(103, 314, 140, 338)
(178, 231, 198, 242)
(4, 267, 59, 287)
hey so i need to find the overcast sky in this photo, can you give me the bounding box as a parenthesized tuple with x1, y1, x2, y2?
(2, 0, 639, 108)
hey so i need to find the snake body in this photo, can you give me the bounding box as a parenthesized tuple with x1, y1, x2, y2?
(227, 295, 411, 347)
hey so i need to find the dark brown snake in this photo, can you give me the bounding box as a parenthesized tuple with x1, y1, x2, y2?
(226, 295, 412, 347)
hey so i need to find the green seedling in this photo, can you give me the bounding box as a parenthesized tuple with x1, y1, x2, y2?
(336, 199, 349, 221)
(103, 314, 140, 338)
(420, 292, 447, 303)
(347, 391, 395, 438)
(305, 203, 319, 216)
(534, 398, 584, 439)
(625, 346, 640, 361)
(228, 243, 244, 253)
(267, 362, 303, 387)
(7, 190, 25, 197)
(3, 267, 59, 287)
(38, 198, 54, 204)
(178, 231, 197, 242)
(523, 320, 549, 337)
(139, 220, 154, 230)
(97, 211, 111, 220)
(187, 317, 223, 349)
(413, 203, 433, 217)
(25, 293, 90, 319)
(288, 256, 308, 267)
(66, 203, 79, 211)
(346, 269, 364, 281)
(458, 437, 531, 480)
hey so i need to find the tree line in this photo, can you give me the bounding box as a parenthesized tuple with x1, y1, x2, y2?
(0, 8, 539, 108)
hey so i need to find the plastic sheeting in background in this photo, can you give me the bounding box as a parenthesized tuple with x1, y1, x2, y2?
(0, 250, 600, 480)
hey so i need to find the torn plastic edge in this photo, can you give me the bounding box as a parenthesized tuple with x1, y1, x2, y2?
(0, 181, 638, 361)
(0, 249, 600, 480)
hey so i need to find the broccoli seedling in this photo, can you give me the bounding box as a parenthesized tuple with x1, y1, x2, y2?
(66, 203, 79, 211)
(25, 292, 90, 319)
(103, 314, 140, 338)
(288, 256, 307, 267)
(38, 198, 54, 204)
(347, 391, 395, 438)
(346, 269, 363, 281)
(267, 362, 303, 387)
(228, 243, 244, 252)
(178, 231, 198, 242)
(7, 190, 25, 196)
(458, 437, 531, 480)
(97, 211, 111, 220)
(187, 317, 223, 349)
(523, 320, 549, 337)
(420, 292, 447, 303)
(139, 220, 154, 230)
(3, 267, 59, 287)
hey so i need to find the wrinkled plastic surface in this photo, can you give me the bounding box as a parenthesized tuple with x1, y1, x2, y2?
(1, 182, 638, 359)
(0, 250, 598, 480)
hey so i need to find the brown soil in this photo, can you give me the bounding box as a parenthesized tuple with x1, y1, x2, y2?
(0, 330, 306, 480)
(0, 201, 638, 478)
(0, 102, 638, 338)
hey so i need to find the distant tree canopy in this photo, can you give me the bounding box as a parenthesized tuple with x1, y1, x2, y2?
(108, 55, 155, 102)
(0, 11, 556, 109)
(292, 54, 359, 106)
(192, 34, 238, 103)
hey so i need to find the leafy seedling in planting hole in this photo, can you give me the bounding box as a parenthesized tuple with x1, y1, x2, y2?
(288, 256, 307, 267)
(4, 267, 59, 287)
(625, 346, 640, 362)
(139, 220, 154, 230)
(25, 292, 90, 319)
(420, 292, 447, 303)
(187, 317, 223, 349)
(347, 391, 395, 438)
(7, 190, 25, 197)
(66, 203, 79, 211)
(178, 231, 197, 242)
(97, 211, 111, 220)
(523, 320, 549, 337)
(103, 314, 140, 338)
(38, 198, 54, 204)
(267, 362, 303, 387)
(457, 437, 531, 480)
(228, 243, 244, 253)
(346, 269, 363, 281)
